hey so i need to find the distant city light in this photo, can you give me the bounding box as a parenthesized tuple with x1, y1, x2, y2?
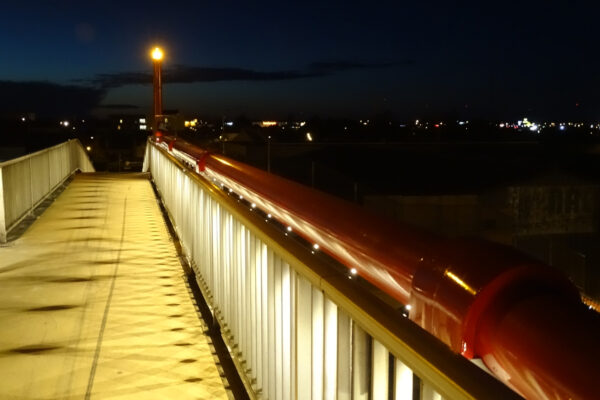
(139, 118, 146, 124)
(226, 121, 234, 126)
(61, 120, 70, 127)
(86, 146, 91, 151)
(261, 121, 277, 127)
(306, 132, 313, 142)
(560, 125, 566, 131)
(140, 124, 147, 130)
(21, 117, 26, 122)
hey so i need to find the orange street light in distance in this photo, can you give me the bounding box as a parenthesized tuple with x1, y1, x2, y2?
(151, 46, 164, 134)
(151, 46, 163, 61)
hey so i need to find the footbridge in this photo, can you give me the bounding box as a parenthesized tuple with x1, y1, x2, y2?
(0, 137, 598, 400)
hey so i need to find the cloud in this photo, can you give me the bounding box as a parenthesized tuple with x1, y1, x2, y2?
(80, 60, 407, 89)
(0, 80, 105, 116)
(95, 104, 139, 110)
(308, 60, 412, 72)
(84, 72, 150, 89)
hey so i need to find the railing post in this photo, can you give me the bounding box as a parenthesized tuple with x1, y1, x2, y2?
(0, 167, 6, 243)
(29, 157, 34, 215)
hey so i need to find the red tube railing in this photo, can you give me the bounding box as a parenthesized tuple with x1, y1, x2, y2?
(154, 134, 600, 400)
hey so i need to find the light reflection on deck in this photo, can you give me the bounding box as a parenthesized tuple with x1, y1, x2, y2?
(0, 173, 228, 399)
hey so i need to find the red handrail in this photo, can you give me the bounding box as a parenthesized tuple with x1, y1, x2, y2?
(154, 134, 600, 400)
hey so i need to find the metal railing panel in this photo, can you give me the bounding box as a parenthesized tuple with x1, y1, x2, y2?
(145, 141, 523, 400)
(0, 140, 94, 242)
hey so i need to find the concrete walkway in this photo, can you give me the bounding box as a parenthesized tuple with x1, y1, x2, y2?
(0, 173, 229, 400)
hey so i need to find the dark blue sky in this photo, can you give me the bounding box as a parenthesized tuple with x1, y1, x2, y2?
(1, 1, 599, 120)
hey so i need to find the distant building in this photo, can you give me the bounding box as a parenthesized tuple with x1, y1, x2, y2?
(109, 114, 149, 132)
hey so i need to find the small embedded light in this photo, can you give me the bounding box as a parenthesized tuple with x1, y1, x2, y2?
(267, 214, 272, 218)
(86, 146, 92, 151)
(251, 203, 256, 208)
(21, 117, 25, 122)
(350, 268, 357, 275)
(90, 136, 94, 140)
(405, 304, 412, 311)
(239, 195, 243, 200)
(228, 189, 233, 193)
(286, 226, 292, 232)
(419, 257, 424, 262)
(313, 243, 319, 250)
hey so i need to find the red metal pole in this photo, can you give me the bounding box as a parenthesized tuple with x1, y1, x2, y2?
(153, 60, 162, 132)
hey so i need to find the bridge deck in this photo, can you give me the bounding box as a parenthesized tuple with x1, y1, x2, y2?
(0, 173, 229, 399)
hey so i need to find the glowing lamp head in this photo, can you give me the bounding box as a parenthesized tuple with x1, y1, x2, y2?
(151, 47, 164, 61)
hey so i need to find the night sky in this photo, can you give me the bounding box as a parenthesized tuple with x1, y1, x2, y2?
(1, 1, 599, 120)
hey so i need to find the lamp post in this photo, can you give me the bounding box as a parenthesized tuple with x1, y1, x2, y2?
(151, 46, 164, 133)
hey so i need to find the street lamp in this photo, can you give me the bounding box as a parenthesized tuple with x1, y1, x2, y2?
(151, 46, 164, 133)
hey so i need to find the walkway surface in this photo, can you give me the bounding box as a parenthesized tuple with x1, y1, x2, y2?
(0, 173, 229, 400)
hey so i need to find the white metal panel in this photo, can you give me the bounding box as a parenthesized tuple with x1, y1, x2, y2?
(395, 358, 414, 400)
(372, 339, 389, 399)
(273, 255, 283, 400)
(296, 276, 312, 400)
(267, 249, 276, 399)
(323, 297, 338, 400)
(352, 324, 370, 400)
(337, 310, 352, 400)
(422, 383, 443, 400)
(312, 288, 324, 400)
